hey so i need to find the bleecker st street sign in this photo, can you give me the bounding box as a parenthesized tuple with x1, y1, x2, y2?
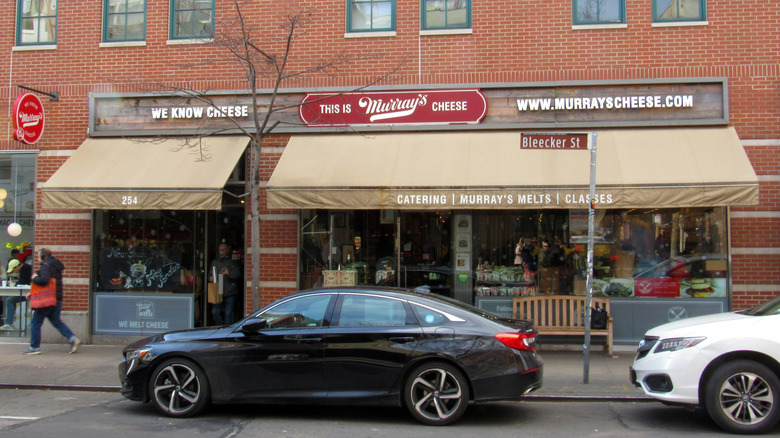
(13, 93, 45, 144)
(299, 89, 487, 126)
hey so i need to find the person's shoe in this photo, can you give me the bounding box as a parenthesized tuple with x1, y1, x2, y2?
(23, 348, 41, 355)
(0, 324, 13, 330)
(69, 337, 81, 354)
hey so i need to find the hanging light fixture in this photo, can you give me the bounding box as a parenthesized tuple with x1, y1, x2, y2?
(7, 167, 21, 237)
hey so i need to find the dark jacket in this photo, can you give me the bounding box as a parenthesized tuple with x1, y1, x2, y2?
(32, 256, 65, 302)
(17, 263, 32, 285)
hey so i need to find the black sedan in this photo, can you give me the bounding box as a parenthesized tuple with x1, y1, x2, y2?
(118, 287, 543, 425)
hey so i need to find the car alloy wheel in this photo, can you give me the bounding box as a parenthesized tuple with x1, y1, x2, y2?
(404, 362, 470, 425)
(150, 358, 210, 418)
(705, 359, 780, 434)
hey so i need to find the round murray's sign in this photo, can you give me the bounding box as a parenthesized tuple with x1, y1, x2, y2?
(13, 93, 45, 144)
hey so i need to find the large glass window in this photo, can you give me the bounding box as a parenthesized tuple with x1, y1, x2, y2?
(653, 0, 705, 22)
(573, 0, 625, 25)
(300, 207, 729, 304)
(422, 0, 470, 30)
(0, 154, 36, 270)
(16, 0, 58, 45)
(170, 0, 214, 39)
(348, 0, 395, 32)
(472, 208, 728, 300)
(104, 0, 146, 42)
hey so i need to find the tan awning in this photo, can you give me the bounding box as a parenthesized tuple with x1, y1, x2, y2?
(266, 127, 758, 210)
(41, 137, 249, 210)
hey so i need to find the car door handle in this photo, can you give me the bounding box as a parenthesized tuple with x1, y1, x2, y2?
(298, 337, 324, 344)
(389, 337, 416, 344)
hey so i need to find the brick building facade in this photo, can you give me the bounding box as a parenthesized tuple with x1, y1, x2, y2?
(1, 1, 777, 344)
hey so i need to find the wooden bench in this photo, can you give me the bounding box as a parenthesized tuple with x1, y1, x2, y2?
(512, 295, 614, 355)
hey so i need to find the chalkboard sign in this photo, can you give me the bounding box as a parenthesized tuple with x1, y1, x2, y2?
(100, 245, 182, 291)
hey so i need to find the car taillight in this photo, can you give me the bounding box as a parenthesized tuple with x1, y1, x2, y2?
(495, 332, 536, 352)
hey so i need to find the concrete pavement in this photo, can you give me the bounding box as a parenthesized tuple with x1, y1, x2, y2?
(0, 338, 650, 401)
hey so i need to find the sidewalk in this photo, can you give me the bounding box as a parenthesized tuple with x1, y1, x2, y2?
(0, 339, 649, 401)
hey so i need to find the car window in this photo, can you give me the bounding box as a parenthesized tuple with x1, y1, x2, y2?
(337, 295, 412, 327)
(410, 303, 449, 326)
(260, 294, 333, 329)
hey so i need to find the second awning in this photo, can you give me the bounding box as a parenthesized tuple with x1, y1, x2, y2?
(41, 136, 249, 210)
(266, 127, 759, 210)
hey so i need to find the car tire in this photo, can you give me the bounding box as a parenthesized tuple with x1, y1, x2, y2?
(149, 358, 211, 418)
(704, 359, 780, 434)
(403, 361, 470, 426)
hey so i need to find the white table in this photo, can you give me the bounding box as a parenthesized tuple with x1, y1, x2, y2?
(0, 286, 30, 337)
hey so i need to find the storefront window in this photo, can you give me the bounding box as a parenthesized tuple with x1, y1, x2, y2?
(92, 210, 204, 335)
(0, 154, 36, 270)
(300, 207, 729, 304)
(472, 207, 729, 300)
(300, 210, 397, 289)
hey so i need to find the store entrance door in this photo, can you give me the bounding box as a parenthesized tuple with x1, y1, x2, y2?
(201, 207, 245, 326)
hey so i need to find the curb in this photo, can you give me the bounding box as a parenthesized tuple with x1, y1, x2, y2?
(0, 382, 653, 402)
(0, 383, 121, 393)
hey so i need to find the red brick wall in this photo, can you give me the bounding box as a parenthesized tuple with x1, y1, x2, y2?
(0, 0, 776, 313)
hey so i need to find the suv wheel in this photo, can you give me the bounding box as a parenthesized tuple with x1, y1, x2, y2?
(704, 359, 780, 434)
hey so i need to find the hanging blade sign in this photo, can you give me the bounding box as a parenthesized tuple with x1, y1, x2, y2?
(13, 93, 46, 144)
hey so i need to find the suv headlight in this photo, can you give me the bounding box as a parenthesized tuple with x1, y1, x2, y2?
(655, 337, 706, 352)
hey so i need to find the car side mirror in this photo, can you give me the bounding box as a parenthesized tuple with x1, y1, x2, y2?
(240, 317, 267, 333)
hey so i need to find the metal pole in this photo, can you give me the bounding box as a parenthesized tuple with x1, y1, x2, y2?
(584, 132, 598, 384)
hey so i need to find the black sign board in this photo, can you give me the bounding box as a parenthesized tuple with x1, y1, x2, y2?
(100, 245, 182, 291)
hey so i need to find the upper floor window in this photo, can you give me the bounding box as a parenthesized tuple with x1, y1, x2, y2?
(573, 0, 625, 25)
(170, 0, 214, 39)
(653, 0, 706, 22)
(104, 0, 146, 42)
(16, 0, 58, 45)
(422, 0, 470, 30)
(347, 0, 395, 32)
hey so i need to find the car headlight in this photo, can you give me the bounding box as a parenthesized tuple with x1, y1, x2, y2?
(654, 337, 706, 352)
(125, 348, 155, 375)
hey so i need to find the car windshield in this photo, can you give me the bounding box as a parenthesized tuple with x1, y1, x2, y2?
(739, 295, 780, 316)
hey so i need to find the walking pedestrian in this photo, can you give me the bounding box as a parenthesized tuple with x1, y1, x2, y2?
(23, 248, 80, 355)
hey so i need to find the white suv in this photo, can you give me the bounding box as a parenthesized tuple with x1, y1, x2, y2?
(630, 295, 780, 434)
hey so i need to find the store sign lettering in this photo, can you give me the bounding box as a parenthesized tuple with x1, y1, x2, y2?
(394, 192, 614, 207)
(299, 89, 487, 126)
(150, 105, 249, 119)
(516, 94, 694, 112)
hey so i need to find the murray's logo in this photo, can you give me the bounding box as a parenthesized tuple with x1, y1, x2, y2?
(358, 94, 429, 122)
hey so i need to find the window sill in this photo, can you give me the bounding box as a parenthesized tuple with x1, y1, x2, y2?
(344, 31, 396, 39)
(166, 38, 213, 45)
(652, 21, 709, 28)
(420, 28, 473, 36)
(99, 41, 147, 48)
(12, 44, 57, 52)
(572, 23, 628, 30)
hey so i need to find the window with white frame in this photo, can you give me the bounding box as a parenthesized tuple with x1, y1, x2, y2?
(422, 0, 470, 30)
(347, 0, 395, 32)
(17, 0, 58, 45)
(104, 0, 146, 42)
(653, 0, 706, 22)
(573, 0, 625, 25)
(170, 0, 214, 39)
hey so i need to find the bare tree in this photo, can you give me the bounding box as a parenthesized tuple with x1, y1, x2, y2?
(127, 1, 403, 311)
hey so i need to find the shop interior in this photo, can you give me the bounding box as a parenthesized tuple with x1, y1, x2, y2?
(300, 207, 729, 303)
